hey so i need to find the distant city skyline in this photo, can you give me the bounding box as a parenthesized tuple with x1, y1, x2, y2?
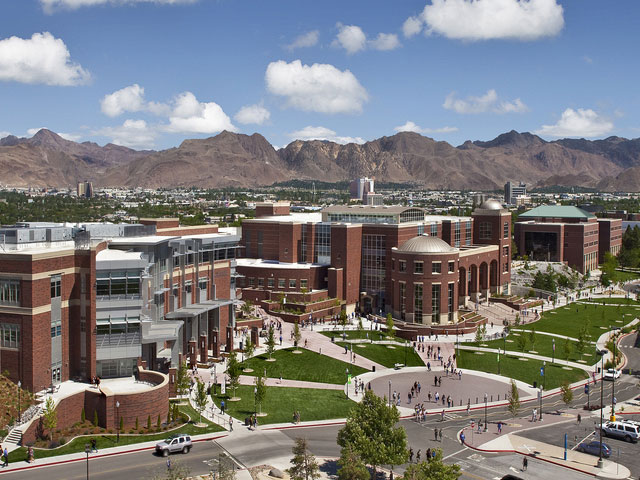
(0, 0, 638, 150)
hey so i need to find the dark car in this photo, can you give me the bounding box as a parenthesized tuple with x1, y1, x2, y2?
(577, 440, 611, 458)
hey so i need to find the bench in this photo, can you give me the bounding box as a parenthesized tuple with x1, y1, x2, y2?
(394, 363, 405, 370)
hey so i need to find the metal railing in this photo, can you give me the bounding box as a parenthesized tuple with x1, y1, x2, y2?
(97, 332, 141, 348)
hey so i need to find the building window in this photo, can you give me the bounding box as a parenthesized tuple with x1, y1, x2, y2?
(0, 279, 20, 306)
(448, 283, 455, 322)
(96, 271, 141, 298)
(479, 222, 492, 240)
(465, 221, 472, 246)
(448, 261, 455, 273)
(431, 284, 440, 323)
(399, 282, 406, 316)
(51, 322, 61, 338)
(398, 260, 406, 272)
(289, 279, 297, 289)
(300, 279, 308, 289)
(432, 262, 441, 274)
(504, 222, 509, 239)
(0, 323, 20, 348)
(414, 284, 423, 322)
(454, 222, 460, 248)
(503, 262, 509, 273)
(431, 223, 438, 237)
(417, 224, 425, 236)
(278, 278, 285, 289)
(248, 277, 255, 287)
(314, 224, 331, 264)
(414, 261, 424, 274)
(268, 278, 275, 288)
(185, 281, 192, 294)
(503, 246, 509, 257)
(50, 275, 61, 298)
(258, 278, 264, 288)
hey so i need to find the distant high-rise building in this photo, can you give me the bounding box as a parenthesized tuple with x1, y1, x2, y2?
(364, 192, 383, 206)
(349, 178, 374, 201)
(504, 181, 526, 205)
(77, 181, 94, 198)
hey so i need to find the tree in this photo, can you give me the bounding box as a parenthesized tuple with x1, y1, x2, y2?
(42, 397, 57, 440)
(508, 379, 520, 417)
(528, 328, 536, 351)
(337, 390, 408, 478)
(293, 321, 302, 351)
(340, 310, 349, 334)
(337, 445, 369, 480)
(254, 373, 267, 415)
(516, 334, 528, 353)
(175, 361, 190, 399)
(218, 453, 237, 480)
(402, 449, 461, 480)
(194, 378, 208, 424)
(576, 322, 590, 356)
(227, 350, 242, 399)
(514, 313, 520, 326)
(288, 437, 320, 480)
(385, 313, 394, 336)
(563, 337, 572, 361)
(241, 300, 252, 316)
(560, 380, 573, 406)
(266, 324, 276, 359)
(151, 459, 191, 480)
(245, 337, 255, 360)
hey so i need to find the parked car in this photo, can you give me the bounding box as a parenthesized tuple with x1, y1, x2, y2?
(601, 420, 640, 443)
(155, 434, 192, 456)
(604, 369, 621, 380)
(577, 440, 611, 458)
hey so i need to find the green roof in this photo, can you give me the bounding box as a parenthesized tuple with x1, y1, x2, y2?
(519, 205, 595, 220)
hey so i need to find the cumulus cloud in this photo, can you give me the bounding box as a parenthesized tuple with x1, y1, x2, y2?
(96, 119, 157, 148)
(286, 30, 319, 51)
(234, 103, 270, 125)
(164, 92, 236, 134)
(265, 60, 368, 114)
(443, 89, 528, 114)
(333, 23, 401, 54)
(41, 0, 197, 14)
(535, 108, 614, 138)
(100, 84, 170, 117)
(0, 32, 90, 86)
(404, 0, 564, 41)
(288, 126, 365, 145)
(393, 121, 458, 134)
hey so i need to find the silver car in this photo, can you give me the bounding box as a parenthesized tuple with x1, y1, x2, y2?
(155, 434, 192, 456)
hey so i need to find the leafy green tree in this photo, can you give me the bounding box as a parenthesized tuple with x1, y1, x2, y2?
(254, 373, 267, 415)
(528, 328, 536, 350)
(43, 397, 57, 440)
(385, 313, 394, 336)
(244, 337, 255, 360)
(516, 334, 528, 353)
(288, 437, 320, 480)
(402, 449, 461, 480)
(93, 409, 99, 427)
(227, 350, 242, 399)
(266, 324, 276, 359)
(560, 380, 573, 406)
(514, 313, 520, 326)
(340, 310, 349, 334)
(337, 390, 408, 478)
(194, 378, 208, 423)
(508, 379, 520, 417)
(293, 322, 302, 351)
(337, 445, 369, 480)
(175, 361, 190, 399)
(563, 337, 572, 361)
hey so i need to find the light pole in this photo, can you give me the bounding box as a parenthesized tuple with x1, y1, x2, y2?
(345, 368, 349, 398)
(552, 338, 555, 364)
(388, 380, 391, 408)
(85, 443, 91, 480)
(254, 386, 257, 417)
(611, 329, 617, 422)
(483, 393, 488, 431)
(597, 349, 607, 468)
(17, 380, 22, 422)
(539, 387, 543, 421)
(404, 340, 407, 366)
(115, 401, 120, 442)
(543, 360, 546, 391)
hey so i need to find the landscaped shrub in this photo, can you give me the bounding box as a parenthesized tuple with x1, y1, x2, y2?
(81, 407, 86, 423)
(157, 415, 161, 428)
(93, 410, 98, 426)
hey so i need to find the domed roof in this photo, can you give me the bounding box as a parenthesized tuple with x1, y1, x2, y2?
(398, 235, 457, 254)
(479, 199, 503, 210)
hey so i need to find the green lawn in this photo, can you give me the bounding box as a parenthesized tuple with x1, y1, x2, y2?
(465, 332, 597, 365)
(212, 385, 355, 424)
(240, 347, 368, 384)
(581, 297, 640, 305)
(336, 342, 424, 368)
(8, 403, 223, 462)
(518, 301, 638, 340)
(614, 270, 640, 282)
(457, 350, 588, 390)
(319, 329, 397, 342)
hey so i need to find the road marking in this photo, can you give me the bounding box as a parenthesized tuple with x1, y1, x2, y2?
(444, 446, 469, 460)
(572, 431, 596, 450)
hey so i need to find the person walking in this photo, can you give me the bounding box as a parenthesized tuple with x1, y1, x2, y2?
(166, 458, 171, 471)
(3, 447, 8, 467)
(439, 429, 443, 442)
(409, 447, 414, 463)
(522, 456, 528, 471)
(229, 417, 233, 431)
(460, 432, 465, 445)
(434, 428, 439, 441)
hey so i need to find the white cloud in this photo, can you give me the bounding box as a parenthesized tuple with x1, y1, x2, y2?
(100, 84, 170, 117)
(27, 127, 47, 137)
(286, 30, 319, 51)
(27, 127, 81, 141)
(288, 125, 365, 145)
(393, 121, 458, 134)
(164, 92, 236, 134)
(369, 33, 401, 51)
(583, 55, 593, 64)
(41, 0, 197, 14)
(333, 24, 367, 54)
(405, 0, 564, 41)
(535, 108, 614, 138)
(234, 103, 270, 125)
(97, 119, 157, 148)
(0, 32, 90, 86)
(265, 60, 368, 114)
(443, 89, 528, 114)
(0, 131, 11, 139)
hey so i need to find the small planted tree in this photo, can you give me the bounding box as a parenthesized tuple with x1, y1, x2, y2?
(560, 380, 573, 406)
(218, 453, 237, 480)
(288, 437, 320, 480)
(340, 310, 349, 335)
(563, 337, 572, 362)
(516, 334, 528, 353)
(175, 361, 190, 400)
(43, 397, 57, 440)
(227, 350, 242, 400)
(385, 313, 394, 337)
(254, 373, 267, 415)
(529, 327, 536, 351)
(266, 324, 276, 360)
(244, 337, 255, 360)
(514, 313, 521, 326)
(81, 407, 86, 423)
(402, 449, 461, 480)
(293, 321, 302, 351)
(508, 379, 520, 417)
(194, 378, 208, 424)
(337, 445, 369, 480)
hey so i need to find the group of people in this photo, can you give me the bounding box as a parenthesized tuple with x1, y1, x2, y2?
(0, 446, 8, 467)
(408, 446, 439, 464)
(292, 410, 301, 424)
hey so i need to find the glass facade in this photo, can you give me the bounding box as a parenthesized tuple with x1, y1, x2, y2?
(96, 270, 141, 298)
(465, 221, 472, 246)
(454, 222, 461, 247)
(479, 222, 492, 240)
(299, 225, 307, 262)
(0, 279, 20, 305)
(431, 284, 440, 324)
(314, 223, 331, 264)
(448, 283, 455, 322)
(414, 284, 423, 322)
(399, 282, 406, 320)
(431, 223, 438, 237)
(361, 234, 386, 302)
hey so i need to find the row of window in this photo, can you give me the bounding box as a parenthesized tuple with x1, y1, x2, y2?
(0, 279, 20, 306)
(96, 317, 142, 336)
(395, 259, 455, 274)
(246, 277, 308, 289)
(96, 270, 142, 297)
(51, 321, 61, 338)
(1, 323, 20, 348)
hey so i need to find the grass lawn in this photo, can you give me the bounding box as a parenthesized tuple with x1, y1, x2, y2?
(465, 332, 597, 365)
(212, 385, 355, 424)
(319, 329, 396, 342)
(457, 350, 588, 390)
(614, 270, 640, 282)
(336, 342, 424, 368)
(8, 403, 223, 462)
(581, 297, 640, 305)
(240, 347, 368, 384)
(518, 301, 638, 340)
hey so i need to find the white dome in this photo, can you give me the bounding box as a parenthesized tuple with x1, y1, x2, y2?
(398, 235, 457, 254)
(479, 199, 503, 210)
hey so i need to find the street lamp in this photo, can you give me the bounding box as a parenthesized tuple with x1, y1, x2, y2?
(404, 340, 407, 366)
(539, 386, 543, 421)
(17, 380, 21, 422)
(543, 360, 546, 391)
(115, 401, 120, 442)
(388, 380, 392, 408)
(597, 349, 607, 469)
(345, 368, 350, 398)
(84, 443, 91, 480)
(483, 393, 488, 431)
(552, 338, 555, 364)
(611, 329, 617, 422)
(254, 386, 257, 417)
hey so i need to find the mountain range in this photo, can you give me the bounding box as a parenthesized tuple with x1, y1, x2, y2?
(2, 128, 640, 191)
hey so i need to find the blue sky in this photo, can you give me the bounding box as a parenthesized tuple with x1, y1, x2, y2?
(0, 0, 638, 150)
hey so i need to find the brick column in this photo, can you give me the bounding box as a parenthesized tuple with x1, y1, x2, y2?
(199, 334, 208, 364)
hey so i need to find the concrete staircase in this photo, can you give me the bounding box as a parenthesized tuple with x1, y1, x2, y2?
(3, 426, 23, 452)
